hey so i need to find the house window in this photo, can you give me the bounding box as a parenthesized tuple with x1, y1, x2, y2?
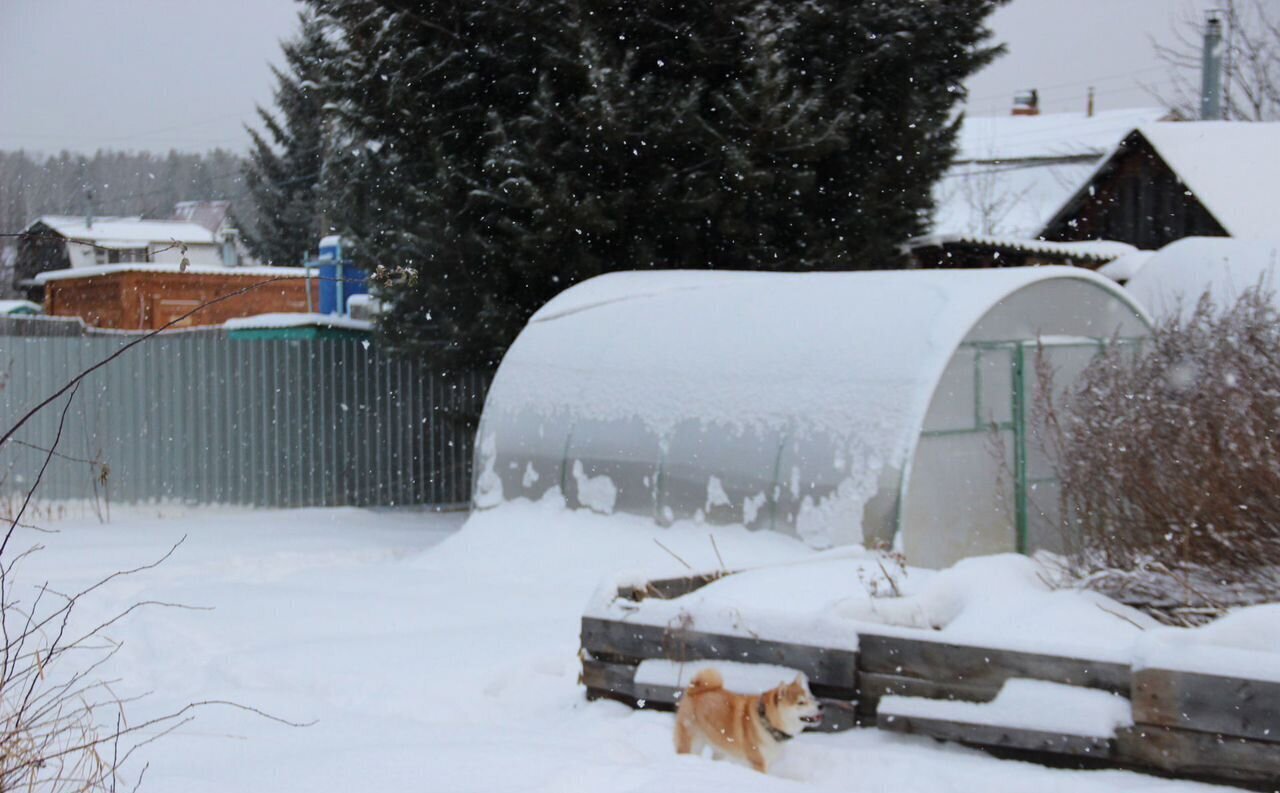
(94, 247, 150, 265)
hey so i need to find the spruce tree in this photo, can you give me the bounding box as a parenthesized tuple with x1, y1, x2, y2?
(307, 0, 1007, 366)
(243, 11, 334, 266)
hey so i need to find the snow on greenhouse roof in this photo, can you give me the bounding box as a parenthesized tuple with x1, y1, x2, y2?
(503, 266, 1138, 444)
(1124, 237, 1280, 320)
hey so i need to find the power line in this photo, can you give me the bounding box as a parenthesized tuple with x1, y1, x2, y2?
(963, 63, 1175, 108)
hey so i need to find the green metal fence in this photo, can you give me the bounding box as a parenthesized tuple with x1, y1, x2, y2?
(0, 329, 488, 508)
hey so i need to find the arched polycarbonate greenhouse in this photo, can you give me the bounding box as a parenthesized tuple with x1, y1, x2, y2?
(473, 267, 1150, 568)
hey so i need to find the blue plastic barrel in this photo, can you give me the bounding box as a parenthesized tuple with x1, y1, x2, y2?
(316, 262, 369, 315)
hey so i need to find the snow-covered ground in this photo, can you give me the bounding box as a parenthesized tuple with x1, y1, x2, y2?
(12, 499, 1234, 793)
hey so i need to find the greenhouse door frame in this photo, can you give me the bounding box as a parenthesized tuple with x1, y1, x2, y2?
(921, 336, 1144, 556)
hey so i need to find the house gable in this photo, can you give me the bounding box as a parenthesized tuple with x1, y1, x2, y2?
(1040, 130, 1227, 249)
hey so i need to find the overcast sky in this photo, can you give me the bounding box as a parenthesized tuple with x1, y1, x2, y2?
(0, 0, 1220, 155)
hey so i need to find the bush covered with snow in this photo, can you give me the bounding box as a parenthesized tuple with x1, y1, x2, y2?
(1039, 286, 1280, 623)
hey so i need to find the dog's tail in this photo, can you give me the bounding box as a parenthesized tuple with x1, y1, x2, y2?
(687, 668, 723, 692)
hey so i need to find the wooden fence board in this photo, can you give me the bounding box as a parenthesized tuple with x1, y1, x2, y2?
(1133, 668, 1280, 744)
(582, 658, 858, 732)
(859, 633, 1130, 695)
(1116, 725, 1280, 785)
(878, 712, 1115, 759)
(580, 617, 859, 691)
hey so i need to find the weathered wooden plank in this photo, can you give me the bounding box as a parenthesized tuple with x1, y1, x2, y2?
(856, 671, 997, 719)
(580, 616, 859, 691)
(581, 658, 640, 696)
(1116, 725, 1280, 785)
(878, 712, 1115, 759)
(1133, 668, 1280, 744)
(581, 658, 859, 732)
(617, 572, 732, 602)
(859, 632, 1130, 695)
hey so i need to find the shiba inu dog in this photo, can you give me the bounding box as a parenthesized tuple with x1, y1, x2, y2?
(673, 668, 823, 773)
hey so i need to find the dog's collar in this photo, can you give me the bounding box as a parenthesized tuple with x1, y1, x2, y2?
(757, 700, 794, 743)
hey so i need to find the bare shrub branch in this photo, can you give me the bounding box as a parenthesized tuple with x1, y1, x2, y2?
(1036, 285, 1280, 624)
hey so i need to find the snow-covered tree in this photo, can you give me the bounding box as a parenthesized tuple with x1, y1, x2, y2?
(307, 0, 1008, 365)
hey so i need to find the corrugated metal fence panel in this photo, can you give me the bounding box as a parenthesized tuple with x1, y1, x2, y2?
(0, 332, 488, 508)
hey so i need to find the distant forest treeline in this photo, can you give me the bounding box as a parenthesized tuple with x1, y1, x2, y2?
(0, 149, 254, 235)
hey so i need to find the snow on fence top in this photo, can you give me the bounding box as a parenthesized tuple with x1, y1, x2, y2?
(475, 267, 1147, 552)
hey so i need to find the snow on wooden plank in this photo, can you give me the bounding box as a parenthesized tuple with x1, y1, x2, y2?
(858, 632, 1130, 695)
(877, 680, 1132, 739)
(1132, 667, 1280, 744)
(856, 671, 997, 720)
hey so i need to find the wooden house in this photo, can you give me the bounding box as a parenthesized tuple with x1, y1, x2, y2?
(14, 203, 254, 301)
(931, 107, 1170, 239)
(1040, 122, 1280, 248)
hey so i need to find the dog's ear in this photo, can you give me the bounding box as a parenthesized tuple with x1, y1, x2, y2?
(792, 672, 808, 688)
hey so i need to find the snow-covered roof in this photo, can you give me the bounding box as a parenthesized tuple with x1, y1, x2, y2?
(171, 200, 231, 232)
(223, 313, 373, 331)
(932, 161, 1098, 238)
(1138, 122, 1280, 239)
(29, 215, 218, 246)
(933, 108, 1170, 238)
(1124, 237, 1280, 320)
(1041, 122, 1280, 240)
(35, 263, 309, 284)
(1097, 250, 1156, 282)
(0, 299, 41, 314)
(910, 234, 1137, 262)
(954, 107, 1170, 163)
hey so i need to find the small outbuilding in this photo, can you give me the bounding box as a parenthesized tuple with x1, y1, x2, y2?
(37, 264, 316, 330)
(1122, 237, 1280, 321)
(473, 267, 1150, 568)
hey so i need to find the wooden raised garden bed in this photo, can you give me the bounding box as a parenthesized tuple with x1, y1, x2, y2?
(580, 567, 1280, 788)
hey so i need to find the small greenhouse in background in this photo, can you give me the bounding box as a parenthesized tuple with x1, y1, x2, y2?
(473, 267, 1150, 569)
(1120, 237, 1280, 321)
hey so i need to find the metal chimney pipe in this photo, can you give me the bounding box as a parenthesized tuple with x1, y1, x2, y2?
(1201, 12, 1224, 120)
